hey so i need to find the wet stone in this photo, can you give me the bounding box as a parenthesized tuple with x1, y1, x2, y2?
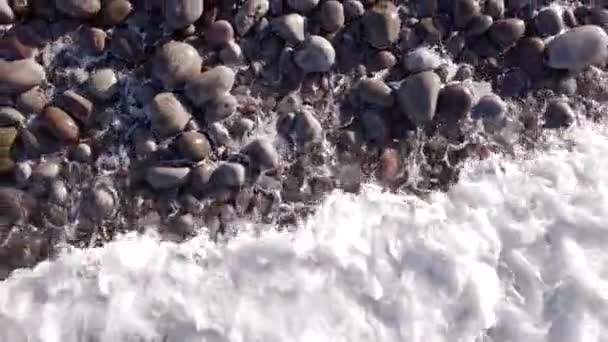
(163, 0, 204, 29)
(471, 93, 506, 130)
(206, 20, 234, 47)
(498, 68, 528, 97)
(293, 109, 323, 145)
(209, 162, 246, 188)
(235, 0, 270, 36)
(191, 163, 213, 191)
(148, 92, 192, 137)
(14, 162, 31, 185)
(272, 13, 306, 44)
(219, 40, 244, 66)
(0, 107, 25, 126)
(16, 86, 49, 115)
(88, 68, 118, 101)
(367, 50, 397, 71)
(49, 180, 68, 204)
(397, 71, 441, 127)
(32, 160, 60, 180)
(294, 35, 336, 73)
(343, 0, 364, 20)
(466, 14, 493, 36)
(241, 138, 280, 170)
(0, 0, 14, 24)
(534, 6, 563, 37)
(41, 106, 80, 144)
(509, 37, 546, 81)
(82, 187, 115, 220)
(102, 0, 133, 25)
(0, 187, 36, 224)
(545, 25, 608, 71)
(485, 0, 504, 19)
(185, 65, 235, 107)
(544, 99, 574, 128)
(589, 7, 608, 28)
(287, 0, 319, 13)
(146, 166, 191, 190)
(488, 18, 525, 49)
(178, 131, 211, 161)
(436, 84, 474, 122)
(403, 48, 441, 73)
(72, 142, 92, 162)
(153, 41, 202, 90)
(360, 109, 388, 145)
(416, 17, 442, 44)
(55, 0, 100, 18)
(356, 78, 394, 108)
(59, 90, 93, 125)
(85, 27, 107, 54)
(0, 58, 45, 94)
(205, 93, 238, 123)
(363, 2, 401, 49)
(109, 27, 144, 63)
(453, 0, 479, 29)
(320, 0, 344, 33)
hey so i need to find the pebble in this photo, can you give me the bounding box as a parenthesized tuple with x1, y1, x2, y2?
(485, 0, 504, 19)
(205, 93, 238, 123)
(88, 68, 118, 101)
(321, 0, 344, 32)
(55, 0, 101, 18)
(363, 2, 401, 49)
(60, 90, 93, 125)
(510, 37, 545, 80)
(109, 27, 144, 63)
(436, 84, 474, 121)
(287, 0, 319, 13)
(0, 0, 14, 24)
(0, 58, 46, 94)
(235, 0, 270, 36)
(232, 118, 255, 137)
(148, 92, 192, 137)
(146, 166, 191, 190)
(0, 107, 25, 126)
(178, 131, 211, 161)
(0, 187, 36, 224)
(14, 162, 31, 184)
(86, 27, 107, 54)
(293, 109, 323, 145)
(367, 50, 397, 71)
(185, 65, 235, 107)
(191, 163, 213, 190)
(360, 109, 388, 145)
(241, 138, 279, 170)
(170, 213, 195, 236)
(454, 64, 474, 81)
(219, 40, 245, 65)
(453, 0, 479, 29)
(356, 78, 394, 107)
(272, 13, 306, 44)
(163, 0, 204, 29)
(488, 18, 526, 49)
(33, 160, 60, 180)
(206, 20, 234, 47)
(72, 142, 92, 162)
(49, 180, 68, 204)
(343, 0, 364, 19)
(397, 71, 441, 127)
(102, 0, 133, 25)
(153, 41, 202, 90)
(471, 93, 506, 130)
(209, 162, 246, 188)
(134, 130, 157, 158)
(403, 48, 441, 73)
(82, 187, 115, 220)
(545, 25, 608, 71)
(294, 35, 336, 73)
(534, 6, 563, 37)
(42, 106, 80, 144)
(377, 147, 399, 183)
(16, 86, 48, 114)
(466, 15, 493, 36)
(544, 99, 574, 128)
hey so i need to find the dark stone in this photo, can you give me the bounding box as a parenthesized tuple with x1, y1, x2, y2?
(544, 99, 574, 128)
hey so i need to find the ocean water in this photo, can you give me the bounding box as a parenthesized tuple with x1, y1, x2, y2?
(2, 122, 608, 342)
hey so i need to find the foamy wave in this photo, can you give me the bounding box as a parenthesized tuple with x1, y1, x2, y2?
(2, 123, 608, 342)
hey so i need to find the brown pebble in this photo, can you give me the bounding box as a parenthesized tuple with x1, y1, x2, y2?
(0, 58, 46, 94)
(41, 106, 80, 144)
(178, 131, 211, 161)
(59, 90, 93, 125)
(362, 1, 401, 49)
(377, 147, 399, 183)
(102, 0, 132, 25)
(148, 92, 192, 137)
(85, 27, 107, 54)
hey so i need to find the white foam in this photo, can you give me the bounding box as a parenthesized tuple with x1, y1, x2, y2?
(2, 123, 608, 342)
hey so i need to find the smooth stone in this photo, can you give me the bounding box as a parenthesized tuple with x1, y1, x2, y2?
(82, 187, 115, 219)
(436, 84, 474, 121)
(235, 0, 269, 36)
(0, 107, 25, 126)
(272, 13, 306, 44)
(88, 68, 118, 101)
(454, 64, 474, 81)
(148, 92, 192, 137)
(397, 71, 441, 127)
(232, 118, 255, 137)
(72, 142, 92, 161)
(367, 50, 397, 71)
(241, 138, 279, 169)
(134, 130, 157, 158)
(544, 99, 574, 128)
(32, 160, 60, 179)
(86, 27, 107, 54)
(0, 126, 16, 152)
(0, 0, 14, 24)
(321, 0, 344, 32)
(416, 17, 443, 44)
(185, 65, 235, 107)
(471, 93, 506, 130)
(60, 90, 93, 125)
(343, 0, 364, 19)
(403, 48, 441, 73)
(209, 162, 246, 187)
(453, 0, 479, 29)
(287, 0, 319, 13)
(102, 0, 133, 25)
(534, 6, 563, 37)
(0, 34, 36, 60)
(109, 27, 144, 63)
(219, 40, 244, 65)
(363, 2, 401, 49)
(191, 163, 213, 190)
(42, 106, 80, 144)
(206, 20, 234, 47)
(545, 25, 608, 71)
(563, 8, 577, 28)
(485, 0, 504, 19)
(510, 37, 546, 80)
(178, 131, 211, 161)
(16, 86, 48, 114)
(153, 40, 202, 89)
(163, 0, 204, 29)
(360, 109, 388, 144)
(489, 18, 525, 48)
(0, 59, 45, 94)
(146, 166, 191, 190)
(294, 35, 336, 73)
(294, 109, 323, 145)
(466, 14, 493, 36)
(205, 93, 237, 123)
(55, 0, 101, 18)
(356, 78, 394, 107)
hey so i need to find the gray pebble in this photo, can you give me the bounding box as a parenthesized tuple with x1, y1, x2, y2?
(453, 0, 479, 29)
(206, 20, 235, 47)
(363, 2, 401, 49)
(191, 163, 213, 190)
(163, 0, 204, 29)
(534, 7, 563, 37)
(102, 0, 133, 25)
(232, 118, 255, 137)
(343, 0, 364, 19)
(82, 187, 116, 220)
(471, 93, 506, 130)
(14, 162, 31, 185)
(178, 131, 211, 161)
(235, 0, 270, 36)
(219, 40, 245, 65)
(544, 99, 574, 128)
(397, 71, 441, 127)
(148, 92, 192, 137)
(72, 143, 92, 162)
(205, 93, 238, 123)
(545, 25, 608, 71)
(489, 18, 526, 48)
(466, 15, 493, 36)
(294, 35, 336, 73)
(209, 162, 246, 187)
(55, 0, 101, 18)
(88, 68, 118, 101)
(170, 213, 196, 236)
(146, 166, 191, 190)
(185, 65, 235, 107)
(276, 93, 302, 114)
(0, 0, 14, 24)
(287, 0, 319, 13)
(0, 58, 46, 94)
(321, 0, 345, 32)
(0, 106, 25, 126)
(153, 41, 202, 89)
(294, 109, 323, 145)
(356, 78, 394, 107)
(272, 13, 306, 44)
(403, 48, 441, 73)
(241, 138, 279, 170)
(454, 64, 474, 81)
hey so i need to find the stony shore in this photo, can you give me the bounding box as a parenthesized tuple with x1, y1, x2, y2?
(1, 0, 608, 275)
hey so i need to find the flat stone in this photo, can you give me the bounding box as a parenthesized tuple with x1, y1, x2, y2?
(545, 25, 608, 71)
(294, 35, 335, 73)
(153, 40, 202, 89)
(59, 90, 93, 125)
(146, 166, 191, 190)
(0, 58, 45, 94)
(185, 65, 235, 107)
(397, 71, 441, 127)
(363, 2, 401, 49)
(163, 0, 204, 29)
(356, 78, 394, 107)
(147, 92, 192, 137)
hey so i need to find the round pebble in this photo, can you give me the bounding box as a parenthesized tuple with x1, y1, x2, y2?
(545, 25, 608, 71)
(235, 0, 270, 36)
(72, 143, 92, 162)
(178, 131, 211, 161)
(294, 35, 336, 73)
(102, 0, 133, 25)
(471, 93, 506, 130)
(466, 15, 493, 36)
(534, 7, 563, 37)
(209, 162, 246, 188)
(436, 84, 474, 121)
(185, 65, 235, 107)
(88, 68, 118, 101)
(0, 58, 46, 94)
(163, 0, 204, 29)
(82, 187, 115, 220)
(205, 93, 238, 123)
(0, 107, 25, 126)
(356, 78, 394, 107)
(60, 90, 93, 125)
(16, 86, 49, 114)
(363, 2, 401, 49)
(148, 92, 192, 137)
(544, 99, 574, 128)
(241, 138, 280, 170)
(453, 0, 479, 29)
(293, 109, 323, 145)
(272, 13, 306, 44)
(206, 20, 234, 47)
(488, 18, 526, 49)
(153, 41, 202, 89)
(360, 109, 388, 145)
(146, 166, 191, 190)
(320, 0, 344, 32)
(397, 71, 441, 127)
(219, 40, 245, 65)
(42, 106, 80, 144)
(343, 0, 364, 20)
(0, 0, 14, 24)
